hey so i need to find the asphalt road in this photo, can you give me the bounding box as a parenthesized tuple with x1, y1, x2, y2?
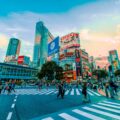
(0, 88, 116, 120)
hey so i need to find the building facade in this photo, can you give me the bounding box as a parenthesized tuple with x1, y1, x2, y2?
(5, 38, 21, 63)
(80, 49, 91, 78)
(0, 62, 37, 80)
(33, 21, 54, 68)
(109, 50, 120, 73)
(59, 32, 81, 82)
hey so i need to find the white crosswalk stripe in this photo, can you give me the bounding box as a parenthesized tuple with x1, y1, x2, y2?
(65, 90, 69, 95)
(98, 103, 120, 109)
(59, 113, 79, 120)
(70, 89, 74, 95)
(45, 90, 55, 95)
(72, 109, 105, 120)
(76, 89, 80, 95)
(87, 91, 94, 96)
(1, 88, 101, 96)
(103, 101, 120, 106)
(42, 117, 54, 120)
(41, 101, 120, 120)
(83, 106, 120, 119)
(91, 104, 120, 113)
(88, 89, 101, 96)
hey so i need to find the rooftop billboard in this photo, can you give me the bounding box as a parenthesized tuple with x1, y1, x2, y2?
(48, 36, 59, 56)
(60, 33, 80, 50)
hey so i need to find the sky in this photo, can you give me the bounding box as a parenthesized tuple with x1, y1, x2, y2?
(0, 0, 120, 62)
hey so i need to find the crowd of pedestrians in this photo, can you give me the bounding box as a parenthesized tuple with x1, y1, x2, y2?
(0, 77, 119, 101)
(103, 79, 119, 98)
(0, 80, 16, 95)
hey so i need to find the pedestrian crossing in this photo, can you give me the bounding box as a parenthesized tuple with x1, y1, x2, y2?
(1, 88, 101, 97)
(37, 100, 120, 120)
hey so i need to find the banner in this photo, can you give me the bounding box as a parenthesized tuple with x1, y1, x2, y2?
(48, 36, 59, 56)
(60, 33, 80, 50)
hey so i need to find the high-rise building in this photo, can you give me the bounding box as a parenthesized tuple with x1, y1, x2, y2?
(33, 21, 54, 68)
(5, 38, 21, 63)
(109, 50, 120, 72)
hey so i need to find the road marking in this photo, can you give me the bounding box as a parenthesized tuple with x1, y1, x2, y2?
(6, 112, 12, 120)
(14, 99, 16, 102)
(83, 106, 120, 119)
(72, 109, 105, 120)
(39, 90, 51, 95)
(53, 91, 58, 94)
(70, 89, 74, 95)
(11, 103, 15, 109)
(80, 89, 94, 96)
(98, 103, 120, 109)
(92, 104, 120, 113)
(87, 91, 94, 96)
(65, 90, 69, 95)
(15, 96, 18, 98)
(76, 89, 80, 95)
(103, 101, 120, 106)
(88, 89, 101, 96)
(45, 90, 55, 95)
(42, 117, 54, 120)
(59, 113, 79, 120)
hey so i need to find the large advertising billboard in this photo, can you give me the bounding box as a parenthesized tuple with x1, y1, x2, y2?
(48, 36, 59, 56)
(18, 56, 24, 64)
(75, 49, 81, 76)
(18, 56, 30, 65)
(60, 33, 80, 50)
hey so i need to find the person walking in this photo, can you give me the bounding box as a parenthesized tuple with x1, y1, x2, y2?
(61, 83, 65, 99)
(8, 80, 12, 94)
(82, 82, 87, 102)
(109, 80, 114, 98)
(105, 82, 109, 98)
(11, 80, 16, 93)
(57, 83, 64, 99)
(82, 82, 90, 103)
(3, 81, 9, 94)
(46, 83, 49, 90)
(38, 81, 42, 91)
(113, 83, 118, 95)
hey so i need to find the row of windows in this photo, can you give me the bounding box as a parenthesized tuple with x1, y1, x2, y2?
(0, 65, 37, 78)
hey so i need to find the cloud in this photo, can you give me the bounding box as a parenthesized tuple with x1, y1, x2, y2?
(0, 34, 9, 61)
(0, 0, 120, 62)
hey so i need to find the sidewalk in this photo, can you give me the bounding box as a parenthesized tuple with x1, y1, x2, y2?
(98, 88, 120, 100)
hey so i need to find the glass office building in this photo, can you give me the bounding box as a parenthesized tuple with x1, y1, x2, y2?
(33, 21, 54, 68)
(6, 38, 21, 56)
(5, 38, 21, 62)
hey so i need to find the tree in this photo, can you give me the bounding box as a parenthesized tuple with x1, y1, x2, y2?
(37, 61, 63, 82)
(55, 66, 63, 81)
(115, 69, 120, 76)
(92, 69, 108, 80)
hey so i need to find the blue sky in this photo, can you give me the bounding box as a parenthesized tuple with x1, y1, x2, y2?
(0, 0, 120, 62)
(0, 0, 96, 16)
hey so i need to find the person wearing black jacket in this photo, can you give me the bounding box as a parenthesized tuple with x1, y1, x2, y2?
(57, 83, 64, 99)
(82, 83, 87, 100)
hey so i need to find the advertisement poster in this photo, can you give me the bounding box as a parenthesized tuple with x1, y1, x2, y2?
(48, 36, 59, 56)
(60, 33, 80, 50)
